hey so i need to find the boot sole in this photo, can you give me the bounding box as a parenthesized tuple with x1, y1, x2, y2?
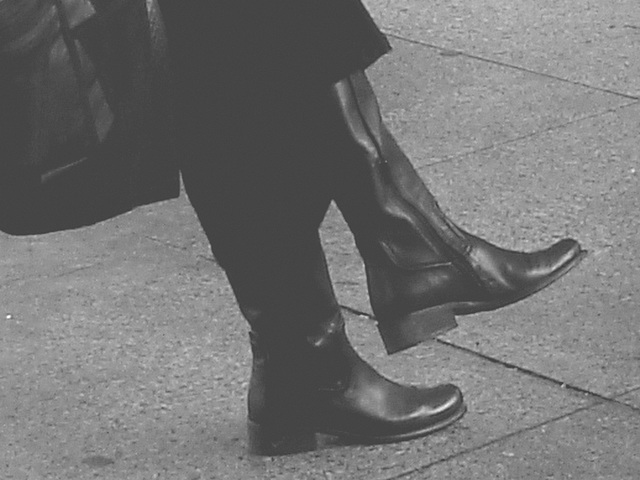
(320, 401, 467, 446)
(248, 402, 467, 455)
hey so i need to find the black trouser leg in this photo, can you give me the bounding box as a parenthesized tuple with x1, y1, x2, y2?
(179, 90, 336, 332)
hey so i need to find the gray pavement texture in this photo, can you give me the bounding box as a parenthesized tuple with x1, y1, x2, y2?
(1, 1, 639, 479)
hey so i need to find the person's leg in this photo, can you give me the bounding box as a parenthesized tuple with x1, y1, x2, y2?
(237, 234, 465, 455)
(179, 97, 465, 455)
(325, 71, 586, 353)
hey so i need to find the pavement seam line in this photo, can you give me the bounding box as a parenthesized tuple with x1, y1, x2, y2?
(379, 402, 603, 480)
(2, 263, 100, 288)
(383, 31, 640, 101)
(142, 234, 218, 264)
(619, 385, 640, 395)
(612, 385, 640, 403)
(421, 100, 640, 168)
(340, 305, 639, 412)
(435, 337, 640, 413)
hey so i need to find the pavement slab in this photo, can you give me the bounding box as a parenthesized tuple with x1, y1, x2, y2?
(0, 196, 205, 287)
(0, 223, 146, 286)
(0, 232, 595, 479)
(365, 0, 640, 97)
(401, 402, 640, 480)
(366, 38, 632, 165)
(0, 236, 246, 480)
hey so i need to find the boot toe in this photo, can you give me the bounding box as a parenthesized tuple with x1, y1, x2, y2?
(470, 232, 586, 292)
(389, 382, 465, 442)
(339, 382, 466, 444)
(448, 235, 586, 315)
(526, 237, 586, 287)
(541, 238, 583, 271)
(417, 383, 464, 424)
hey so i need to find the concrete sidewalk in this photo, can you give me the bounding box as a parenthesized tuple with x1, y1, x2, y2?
(2, 1, 639, 478)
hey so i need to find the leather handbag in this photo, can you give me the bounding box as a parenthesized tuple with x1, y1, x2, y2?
(0, 0, 179, 235)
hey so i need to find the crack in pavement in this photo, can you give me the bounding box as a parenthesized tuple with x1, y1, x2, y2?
(422, 100, 640, 168)
(384, 31, 640, 101)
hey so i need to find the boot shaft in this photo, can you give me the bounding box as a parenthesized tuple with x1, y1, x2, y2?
(326, 72, 470, 266)
(246, 312, 349, 425)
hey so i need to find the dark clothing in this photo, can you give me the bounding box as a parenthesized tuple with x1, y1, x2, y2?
(167, 0, 391, 274)
(179, 84, 344, 336)
(158, 0, 390, 90)
(158, 0, 390, 141)
(0, 0, 179, 235)
(164, 0, 391, 273)
(1, 0, 389, 234)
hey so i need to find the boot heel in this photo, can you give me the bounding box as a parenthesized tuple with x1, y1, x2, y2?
(377, 304, 458, 354)
(247, 420, 318, 456)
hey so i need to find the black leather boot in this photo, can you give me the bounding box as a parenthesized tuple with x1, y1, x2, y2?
(221, 235, 466, 455)
(328, 71, 586, 354)
(246, 305, 465, 456)
(187, 180, 466, 455)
